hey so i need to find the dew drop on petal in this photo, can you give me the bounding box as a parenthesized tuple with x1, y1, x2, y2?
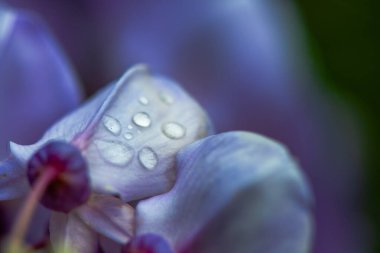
(104, 184, 117, 192)
(123, 132, 134, 140)
(138, 96, 149, 105)
(128, 124, 133, 130)
(133, 112, 151, 128)
(159, 92, 174, 105)
(103, 115, 121, 135)
(162, 122, 186, 139)
(95, 140, 134, 166)
(138, 147, 158, 170)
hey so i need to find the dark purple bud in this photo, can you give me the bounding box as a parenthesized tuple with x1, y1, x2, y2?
(123, 234, 174, 253)
(27, 141, 90, 212)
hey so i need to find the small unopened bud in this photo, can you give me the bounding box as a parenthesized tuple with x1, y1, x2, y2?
(123, 233, 174, 253)
(27, 141, 90, 212)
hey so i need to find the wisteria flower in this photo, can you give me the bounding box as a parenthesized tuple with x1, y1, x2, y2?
(0, 3, 365, 253)
(0, 4, 313, 253)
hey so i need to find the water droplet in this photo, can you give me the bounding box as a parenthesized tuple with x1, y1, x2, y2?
(162, 122, 186, 139)
(103, 116, 121, 135)
(139, 96, 149, 105)
(123, 132, 134, 140)
(138, 147, 158, 170)
(127, 124, 133, 130)
(132, 112, 151, 128)
(104, 184, 117, 192)
(95, 140, 134, 166)
(159, 92, 174, 105)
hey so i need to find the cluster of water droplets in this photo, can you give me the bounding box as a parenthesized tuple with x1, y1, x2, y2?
(98, 91, 187, 171)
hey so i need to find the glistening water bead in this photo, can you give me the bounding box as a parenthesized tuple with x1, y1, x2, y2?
(162, 122, 186, 139)
(123, 132, 134, 140)
(139, 96, 149, 105)
(103, 115, 122, 135)
(95, 140, 134, 166)
(159, 91, 174, 105)
(133, 112, 151, 128)
(138, 147, 158, 170)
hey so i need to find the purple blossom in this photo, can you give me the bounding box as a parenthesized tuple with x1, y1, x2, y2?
(0, 5, 312, 252)
(0, 3, 81, 160)
(0, 4, 81, 244)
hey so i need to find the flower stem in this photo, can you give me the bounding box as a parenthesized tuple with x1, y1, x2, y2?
(7, 168, 57, 252)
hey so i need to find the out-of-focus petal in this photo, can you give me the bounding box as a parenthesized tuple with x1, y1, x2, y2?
(76, 194, 134, 244)
(123, 233, 174, 253)
(0, 5, 81, 159)
(0, 199, 50, 245)
(10, 65, 211, 201)
(136, 131, 313, 253)
(99, 235, 123, 253)
(50, 211, 97, 253)
(0, 157, 28, 200)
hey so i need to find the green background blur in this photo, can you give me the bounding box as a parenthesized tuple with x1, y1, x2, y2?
(296, 0, 379, 251)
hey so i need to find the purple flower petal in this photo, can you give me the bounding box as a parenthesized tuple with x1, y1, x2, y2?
(99, 235, 123, 253)
(0, 5, 82, 160)
(123, 233, 174, 253)
(136, 131, 312, 253)
(76, 194, 134, 244)
(10, 65, 211, 201)
(0, 157, 28, 200)
(50, 211, 97, 253)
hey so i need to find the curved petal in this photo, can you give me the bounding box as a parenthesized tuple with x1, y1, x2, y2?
(50, 211, 97, 253)
(0, 5, 82, 160)
(0, 157, 28, 200)
(136, 131, 313, 253)
(10, 65, 212, 201)
(76, 194, 134, 244)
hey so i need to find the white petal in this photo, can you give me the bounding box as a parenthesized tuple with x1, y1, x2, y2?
(10, 64, 211, 201)
(76, 194, 134, 244)
(136, 131, 313, 253)
(50, 211, 98, 253)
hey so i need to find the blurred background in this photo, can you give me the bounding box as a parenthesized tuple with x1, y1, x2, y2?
(296, 1, 379, 252)
(1, 0, 379, 252)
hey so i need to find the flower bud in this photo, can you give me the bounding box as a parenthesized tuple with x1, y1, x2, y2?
(27, 141, 90, 212)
